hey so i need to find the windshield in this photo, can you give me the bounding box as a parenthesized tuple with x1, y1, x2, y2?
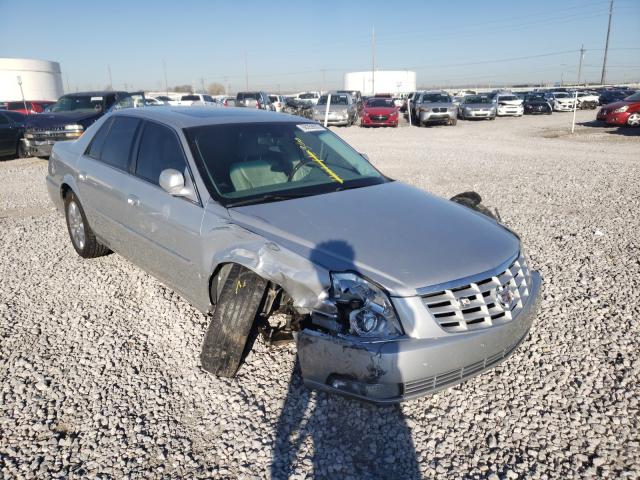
(299, 93, 318, 99)
(317, 94, 349, 106)
(51, 95, 104, 113)
(420, 94, 451, 103)
(464, 96, 491, 104)
(365, 98, 395, 108)
(526, 95, 546, 101)
(554, 92, 570, 98)
(498, 96, 518, 101)
(185, 122, 387, 205)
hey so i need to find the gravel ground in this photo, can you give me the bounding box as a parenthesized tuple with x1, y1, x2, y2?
(1, 110, 639, 479)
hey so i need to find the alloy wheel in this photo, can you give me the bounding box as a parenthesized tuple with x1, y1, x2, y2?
(67, 201, 86, 250)
(627, 113, 640, 127)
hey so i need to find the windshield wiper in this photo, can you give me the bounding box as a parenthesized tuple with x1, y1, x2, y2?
(226, 192, 307, 208)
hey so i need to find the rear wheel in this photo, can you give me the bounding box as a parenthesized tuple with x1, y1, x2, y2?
(200, 264, 269, 377)
(626, 113, 640, 127)
(64, 192, 110, 258)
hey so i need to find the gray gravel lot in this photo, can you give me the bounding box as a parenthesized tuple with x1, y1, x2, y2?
(1, 111, 639, 479)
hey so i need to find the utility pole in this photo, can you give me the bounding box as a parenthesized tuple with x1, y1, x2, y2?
(163, 60, 168, 95)
(107, 65, 113, 90)
(600, 0, 614, 84)
(371, 26, 376, 96)
(65, 73, 70, 93)
(244, 52, 249, 90)
(571, 45, 585, 134)
(200, 77, 205, 93)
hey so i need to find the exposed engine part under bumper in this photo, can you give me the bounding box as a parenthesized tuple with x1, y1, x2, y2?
(21, 138, 53, 157)
(296, 271, 541, 404)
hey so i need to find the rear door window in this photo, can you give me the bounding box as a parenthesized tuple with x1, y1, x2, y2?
(86, 117, 114, 159)
(100, 116, 140, 170)
(135, 121, 187, 185)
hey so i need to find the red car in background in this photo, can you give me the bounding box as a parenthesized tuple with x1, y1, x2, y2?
(596, 91, 640, 127)
(7, 100, 55, 114)
(361, 97, 399, 127)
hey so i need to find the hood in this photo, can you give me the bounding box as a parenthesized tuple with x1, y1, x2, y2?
(602, 100, 628, 110)
(421, 102, 453, 108)
(497, 99, 522, 106)
(27, 111, 103, 130)
(228, 182, 520, 296)
(524, 100, 549, 106)
(463, 103, 495, 109)
(363, 106, 396, 115)
(315, 105, 348, 112)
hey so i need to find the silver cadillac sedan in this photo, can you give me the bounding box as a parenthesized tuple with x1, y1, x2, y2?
(46, 107, 541, 404)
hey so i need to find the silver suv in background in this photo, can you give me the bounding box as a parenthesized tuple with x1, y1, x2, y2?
(311, 93, 358, 126)
(236, 91, 274, 110)
(413, 91, 458, 126)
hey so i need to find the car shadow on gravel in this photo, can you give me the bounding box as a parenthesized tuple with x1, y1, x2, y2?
(577, 120, 639, 136)
(270, 240, 421, 479)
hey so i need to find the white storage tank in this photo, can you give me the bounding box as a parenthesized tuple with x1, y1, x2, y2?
(0, 58, 64, 102)
(344, 70, 416, 96)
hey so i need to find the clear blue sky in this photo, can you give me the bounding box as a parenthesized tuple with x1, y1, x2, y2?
(1, 0, 639, 93)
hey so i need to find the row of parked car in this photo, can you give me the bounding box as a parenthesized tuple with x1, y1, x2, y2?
(1, 85, 638, 161)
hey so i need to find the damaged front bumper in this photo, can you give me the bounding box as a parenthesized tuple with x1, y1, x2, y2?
(21, 138, 53, 157)
(297, 271, 541, 404)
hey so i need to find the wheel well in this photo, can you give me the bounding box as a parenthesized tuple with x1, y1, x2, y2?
(60, 184, 72, 200)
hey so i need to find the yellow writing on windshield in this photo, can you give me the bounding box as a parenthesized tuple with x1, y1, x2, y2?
(294, 137, 344, 184)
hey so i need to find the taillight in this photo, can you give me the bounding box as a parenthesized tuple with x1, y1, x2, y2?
(224, 100, 228, 107)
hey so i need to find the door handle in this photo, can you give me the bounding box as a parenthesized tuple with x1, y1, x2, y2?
(78, 171, 87, 181)
(127, 194, 140, 207)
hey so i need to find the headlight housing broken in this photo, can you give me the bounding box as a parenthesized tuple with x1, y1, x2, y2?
(330, 272, 403, 338)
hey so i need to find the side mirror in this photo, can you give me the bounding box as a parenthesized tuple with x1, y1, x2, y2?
(360, 153, 370, 161)
(159, 168, 192, 197)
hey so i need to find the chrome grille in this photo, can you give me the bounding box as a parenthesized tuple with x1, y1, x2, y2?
(422, 254, 531, 333)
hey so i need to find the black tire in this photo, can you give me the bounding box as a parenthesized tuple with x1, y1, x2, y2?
(16, 141, 28, 159)
(200, 264, 268, 377)
(64, 191, 110, 258)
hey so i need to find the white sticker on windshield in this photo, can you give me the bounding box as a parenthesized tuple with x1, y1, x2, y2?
(297, 123, 326, 133)
(90, 96, 103, 101)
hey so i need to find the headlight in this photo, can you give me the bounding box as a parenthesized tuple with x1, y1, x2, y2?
(330, 272, 403, 338)
(24, 132, 34, 139)
(614, 105, 629, 113)
(64, 124, 83, 131)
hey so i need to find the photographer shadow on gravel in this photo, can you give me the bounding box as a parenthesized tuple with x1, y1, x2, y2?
(270, 240, 421, 480)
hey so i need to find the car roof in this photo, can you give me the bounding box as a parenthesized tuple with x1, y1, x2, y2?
(63, 91, 125, 97)
(113, 106, 311, 128)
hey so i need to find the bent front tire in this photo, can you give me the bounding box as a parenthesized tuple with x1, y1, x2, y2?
(64, 192, 110, 258)
(200, 264, 268, 377)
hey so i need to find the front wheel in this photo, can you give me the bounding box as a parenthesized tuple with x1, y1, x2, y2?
(626, 112, 640, 127)
(64, 192, 110, 258)
(16, 141, 28, 159)
(201, 264, 268, 377)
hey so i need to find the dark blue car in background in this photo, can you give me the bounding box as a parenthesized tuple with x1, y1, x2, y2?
(22, 91, 144, 158)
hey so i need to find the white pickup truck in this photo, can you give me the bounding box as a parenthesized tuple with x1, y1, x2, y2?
(167, 94, 218, 107)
